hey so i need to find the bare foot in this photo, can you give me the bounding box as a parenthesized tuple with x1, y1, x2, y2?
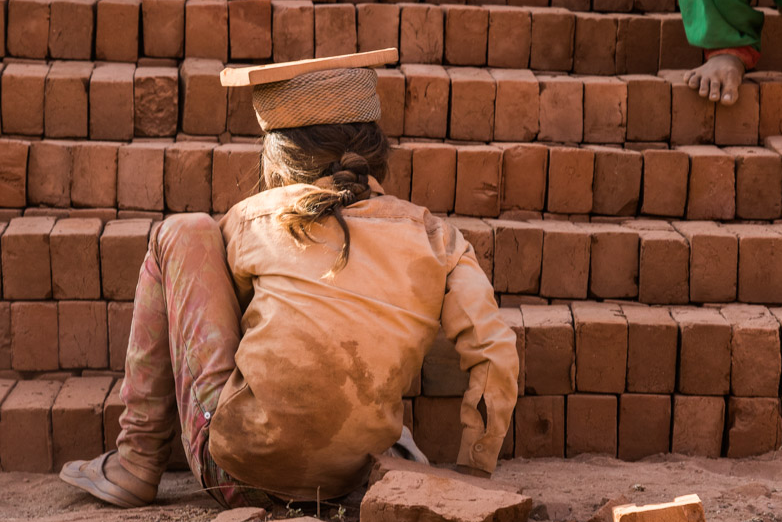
(683, 53, 745, 106)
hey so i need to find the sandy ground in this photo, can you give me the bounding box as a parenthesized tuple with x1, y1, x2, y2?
(1, 452, 781, 521)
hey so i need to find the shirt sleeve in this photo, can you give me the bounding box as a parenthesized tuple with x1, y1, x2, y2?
(439, 224, 519, 474)
(219, 203, 254, 312)
(680, 0, 765, 51)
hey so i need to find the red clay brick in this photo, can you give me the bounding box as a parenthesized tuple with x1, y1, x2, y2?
(748, 71, 782, 139)
(7, 0, 50, 59)
(538, 221, 590, 299)
(141, 0, 184, 58)
(2, 217, 56, 300)
(443, 5, 487, 66)
(134, 66, 178, 137)
(618, 394, 671, 460)
(678, 146, 736, 220)
(48, 0, 94, 59)
(375, 69, 404, 138)
(401, 64, 449, 139)
(108, 302, 133, 371)
(118, 142, 167, 211)
(27, 140, 73, 208)
(95, 0, 140, 62)
(487, 6, 529, 69)
(582, 77, 627, 144)
(537, 76, 583, 143)
(212, 144, 261, 213)
(726, 146, 782, 220)
(0, 1, 5, 57)
(621, 74, 671, 142)
(382, 145, 411, 201)
(634, 0, 675, 10)
(454, 145, 501, 217)
(721, 304, 781, 398)
(489, 219, 542, 294)
(185, 0, 227, 61)
(577, 223, 638, 299)
(574, 13, 617, 75)
(615, 15, 660, 75)
(100, 219, 152, 301)
(0, 140, 30, 208)
(0, 379, 62, 471)
(659, 69, 715, 146)
(228, 0, 270, 60)
(546, 147, 593, 214)
(673, 222, 737, 303)
(515, 395, 565, 458)
(447, 68, 495, 142)
(405, 143, 456, 214)
(728, 225, 782, 304)
(58, 301, 108, 369)
(489, 69, 538, 142)
(399, 4, 443, 65)
(0, 379, 14, 406)
(50, 218, 102, 300)
(226, 81, 257, 136)
(71, 142, 118, 208)
(521, 305, 574, 395)
(727, 397, 782, 458)
(529, 7, 574, 71)
(715, 82, 759, 146)
(165, 142, 215, 212)
(572, 301, 627, 393)
(586, 146, 640, 216)
(0, 303, 9, 369)
(757, 8, 782, 71)
(566, 394, 617, 457)
(657, 14, 703, 70)
(180, 59, 226, 136)
(621, 304, 677, 394)
(671, 307, 731, 395)
(499, 306, 525, 392)
(446, 217, 493, 281)
(69, 208, 117, 222)
(356, 3, 398, 53)
(314, 4, 356, 58)
(103, 378, 123, 450)
(2, 62, 49, 135)
(44, 61, 93, 138)
(52, 376, 113, 469)
(412, 397, 461, 463)
(672, 395, 724, 458)
(641, 149, 688, 217)
(90, 63, 135, 141)
(637, 230, 689, 305)
(496, 143, 546, 211)
(272, 0, 314, 62)
(11, 301, 58, 371)
(422, 330, 467, 397)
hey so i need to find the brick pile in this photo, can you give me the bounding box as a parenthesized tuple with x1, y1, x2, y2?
(1, 0, 782, 473)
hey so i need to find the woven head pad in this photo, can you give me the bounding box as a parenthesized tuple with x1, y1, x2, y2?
(252, 68, 380, 132)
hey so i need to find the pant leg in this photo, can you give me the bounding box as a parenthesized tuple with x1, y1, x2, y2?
(680, 0, 765, 50)
(117, 213, 242, 489)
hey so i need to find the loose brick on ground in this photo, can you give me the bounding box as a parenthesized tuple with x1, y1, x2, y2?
(715, 82, 759, 146)
(571, 301, 626, 393)
(401, 64, 449, 139)
(356, 4, 398, 54)
(726, 146, 782, 220)
(71, 142, 118, 208)
(670, 307, 731, 395)
(489, 69, 538, 142)
(447, 67, 495, 142)
(314, 4, 356, 58)
(640, 149, 688, 217)
(489, 220, 542, 294)
(621, 304, 677, 394)
(673, 221, 737, 303)
(726, 397, 782, 458)
(443, 5, 487, 66)
(52, 376, 113, 470)
(2, 63, 49, 135)
(50, 218, 102, 300)
(721, 304, 781, 398)
(487, 6, 530, 69)
(614, 495, 706, 522)
(672, 395, 725, 458)
(399, 4, 443, 65)
(141, 0, 185, 57)
(0, 379, 62, 472)
(520, 305, 574, 395)
(422, 330, 468, 398)
(58, 301, 108, 369)
(134, 67, 178, 137)
(0, 140, 30, 208)
(659, 69, 715, 145)
(108, 302, 133, 371)
(103, 378, 123, 450)
(621, 74, 671, 142)
(7, 0, 50, 59)
(728, 224, 782, 304)
(637, 229, 689, 304)
(96, 0, 140, 62)
(212, 144, 260, 213)
(406, 143, 456, 214)
(185, 0, 228, 61)
(546, 147, 593, 214)
(100, 219, 152, 301)
(180, 59, 226, 136)
(49, 0, 95, 59)
(582, 77, 627, 144)
(118, 142, 167, 211)
(445, 217, 493, 281)
(566, 394, 617, 457)
(515, 395, 565, 458)
(375, 69, 404, 138)
(585, 146, 640, 216)
(577, 223, 638, 299)
(11, 301, 58, 371)
(90, 63, 135, 141)
(618, 394, 671, 460)
(529, 8, 574, 71)
(538, 221, 590, 299)
(573, 13, 617, 75)
(615, 15, 660, 74)
(454, 145, 501, 217)
(165, 142, 215, 212)
(2, 217, 56, 300)
(537, 76, 583, 143)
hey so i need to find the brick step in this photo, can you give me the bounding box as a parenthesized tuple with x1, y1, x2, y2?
(2, 0, 781, 74)
(4, 138, 782, 222)
(2, 59, 782, 147)
(1, 300, 780, 472)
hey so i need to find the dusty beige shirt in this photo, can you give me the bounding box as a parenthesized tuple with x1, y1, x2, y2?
(210, 177, 519, 501)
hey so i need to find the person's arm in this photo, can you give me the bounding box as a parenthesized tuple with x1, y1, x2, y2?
(219, 204, 254, 311)
(680, 0, 765, 69)
(439, 225, 519, 476)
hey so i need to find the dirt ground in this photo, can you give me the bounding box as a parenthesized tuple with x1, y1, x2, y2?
(1, 451, 781, 522)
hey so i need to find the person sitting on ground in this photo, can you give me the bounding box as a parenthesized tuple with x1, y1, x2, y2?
(58, 49, 519, 511)
(680, 0, 782, 105)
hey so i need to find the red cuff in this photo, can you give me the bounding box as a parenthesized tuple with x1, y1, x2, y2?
(704, 46, 761, 70)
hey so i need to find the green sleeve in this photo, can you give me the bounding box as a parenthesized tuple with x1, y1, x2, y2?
(680, 0, 765, 51)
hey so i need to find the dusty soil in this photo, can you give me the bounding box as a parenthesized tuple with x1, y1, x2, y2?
(1, 452, 780, 521)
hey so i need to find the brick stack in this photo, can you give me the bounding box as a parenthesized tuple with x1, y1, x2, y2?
(0, 0, 781, 473)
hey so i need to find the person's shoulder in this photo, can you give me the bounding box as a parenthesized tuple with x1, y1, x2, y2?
(228, 184, 316, 221)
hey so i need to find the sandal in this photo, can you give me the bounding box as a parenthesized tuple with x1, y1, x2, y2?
(59, 450, 155, 508)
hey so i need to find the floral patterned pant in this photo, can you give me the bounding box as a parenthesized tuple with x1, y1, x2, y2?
(116, 213, 271, 508)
